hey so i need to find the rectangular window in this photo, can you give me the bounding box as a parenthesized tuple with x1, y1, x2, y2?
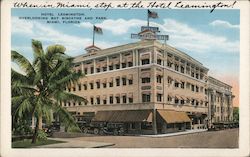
(142, 77, 150, 83)
(157, 75, 162, 83)
(191, 85, 195, 91)
(180, 100, 184, 104)
(116, 96, 120, 103)
(84, 84, 87, 90)
(196, 73, 199, 79)
(122, 95, 127, 103)
(78, 84, 81, 91)
(192, 99, 195, 105)
(103, 67, 107, 72)
(175, 82, 179, 88)
(175, 64, 179, 71)
(68, 102, 71, 106)
(142, 59, 150, 65)
(181, 82, 185, 89)
(90, 97, 94, 105)
(109, 96, 113, 104)
(157, 94, 162, 102)
(128, 62, 133, 67)
(122, 63, 126, 68)
(196, 86, 199, 92)
(90, 67, 94, 74)
(103, 99, 107, 104)
(142, 94, 151, 102)
(84, 68, 88, 74)
(103, 83, 107, 88)
(167, 62, 172, 67)
(167, 96, 172, 102)
(129, 97, 133, 103)
(96, 68, 100, 73)
(128, 79, 133, 85)
(96, 97, 100, 104)
(116, 78, 120, 86)
(73, 86, 76, 91)
(96, 82, 100, 89)
(115, 64, 120, 69)
(157, 59, 162, 65)
(109, 81, 113, 87)
(122, 77, 126, 85)
(181, 66, 184, 73)
(205, 88, 208, 94)
(191, 72, 194, 77)
(175, 98, 179, 104)
(90, 83, 94, 89)
(109, 65, 113, 70)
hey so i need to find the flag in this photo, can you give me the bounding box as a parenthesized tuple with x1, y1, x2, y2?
(94, 25, 103, 34)
(148, 10, 158, 19)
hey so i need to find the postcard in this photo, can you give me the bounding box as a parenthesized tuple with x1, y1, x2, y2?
(1, 0, 249, 157)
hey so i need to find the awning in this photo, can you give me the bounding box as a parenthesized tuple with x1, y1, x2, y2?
(92, 110, 152, 122)
(157, 110, 191, 124)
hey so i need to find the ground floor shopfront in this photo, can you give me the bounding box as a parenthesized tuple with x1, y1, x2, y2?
(75, 109, 207, 135)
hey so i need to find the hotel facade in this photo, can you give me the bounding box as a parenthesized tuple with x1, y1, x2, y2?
(63, 27, 234, 134)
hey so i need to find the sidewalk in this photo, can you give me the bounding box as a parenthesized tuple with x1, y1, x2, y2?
(140, 129, 208, 138)
(37, 137, 115, 148)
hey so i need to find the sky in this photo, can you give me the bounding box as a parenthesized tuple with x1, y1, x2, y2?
(11, 9, 240, 106)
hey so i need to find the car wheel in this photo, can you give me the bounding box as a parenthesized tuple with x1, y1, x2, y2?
(93, 128, 99, 135)
(83, 128, 88, 134)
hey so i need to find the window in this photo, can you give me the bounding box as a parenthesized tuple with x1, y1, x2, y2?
(103, 83, 107, 88)
(168, 96, 172, 102)
(128, 62, 133, 67)
(78, 102, 82, 106)
(175, 64, 179, 71)
(142, 77, 150, 83)
(122, 63, 126, 68)
(181, 66, 184, 73)
(142, 94, 151, 102)
(68, 87, 71, 92)
(115, 64, 120, 69)
(90, 67, 94, 74)
(96, 82, 100, 89)
(175, 82, 179, 88)
(167, 62, 172, 67)
(78, 84, 81, 91)
(109, 65, 113, 70)
(196, 86, 199, 92)
(84, 84, 87, 90)
(122, 95, 127, 103)
(157, 59, 162, 65)
(96, 68, 100, 73)
(73, 86, 76, 91)
(191, 72, 194, 77)
(181, 82, 185, 89)
(168, 78, 172, 84)
(142, 59, 150, 65)
(191, 85, 195, 91)
(196, 101, 199, 106)
(96, 97, 100, 104)
(90, 97, 94, 105)
(68, 102, 71, 106)
(84, 68, 88, 74)
(109, 96, 113, 104)
(175, 98, 179, 104)
(128, 79, 133, 85)
(129, 97, 133, 103)
(205, 88, 208, 94)
(103, 67, 107, 72)
(116, 78, 120, 86)
(122, 77, 126, 85)
(103, 99, 107, 104)
(192, 99, 195, 105)
(109, 81, 113, 87)
(116, 96, 120, 103)
(73, 102, 76, 106)
(64, 101, 66, 107)
(196, 73, 199, 79)
(157, 75, 162, 83)
(90, 83, 94, 89)
(180, 100, 184, 104)
(157, 94, 162, 102)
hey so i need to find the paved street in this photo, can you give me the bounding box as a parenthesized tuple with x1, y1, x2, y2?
(58, 128, 238, 148)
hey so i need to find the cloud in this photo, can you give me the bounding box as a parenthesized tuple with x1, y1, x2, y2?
(77, 19, 145, 35)
(209, 20, 239, 29)
(11, 17, 117, 57)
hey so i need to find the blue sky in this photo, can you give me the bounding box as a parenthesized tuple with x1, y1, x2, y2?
(11, 9, 239, 80)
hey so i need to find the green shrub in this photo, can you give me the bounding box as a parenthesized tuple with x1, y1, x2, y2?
(67, 125, 81, 133)
(37, 130, 48, 141)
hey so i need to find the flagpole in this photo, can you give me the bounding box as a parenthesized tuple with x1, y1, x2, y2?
(93, 25, 95, 46)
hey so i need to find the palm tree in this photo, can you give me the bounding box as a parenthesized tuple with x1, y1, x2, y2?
(12, 39, 86, 143)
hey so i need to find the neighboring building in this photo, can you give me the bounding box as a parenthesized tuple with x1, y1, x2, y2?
(62, 26, 234, 134)
(207, 76, 234, 127)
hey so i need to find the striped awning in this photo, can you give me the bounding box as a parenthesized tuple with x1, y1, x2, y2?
(92, 110, 152, 122)
(157, 110, 191, 124)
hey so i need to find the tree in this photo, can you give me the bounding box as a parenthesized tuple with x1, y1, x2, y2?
(233, 107, 239, 122)
(12, 39, 86, 143)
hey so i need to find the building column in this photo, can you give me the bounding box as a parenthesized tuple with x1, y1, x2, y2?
(132, 50, 136, 66)
(135, 49, 139, 66)
(152, 109, 158, 134)
(81, 62, 84, 73)
(119, 53, 122, 67)
(106, 56, 109, 71)
(93, 59, 96, 73)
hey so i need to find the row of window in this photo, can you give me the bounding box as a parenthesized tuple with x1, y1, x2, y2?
(64, 94, 134, 106)
(167, 96, 208, 106)
(67, 77, 133, 92)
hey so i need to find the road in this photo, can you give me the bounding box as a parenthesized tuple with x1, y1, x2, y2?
(71, 128, 238, 148)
